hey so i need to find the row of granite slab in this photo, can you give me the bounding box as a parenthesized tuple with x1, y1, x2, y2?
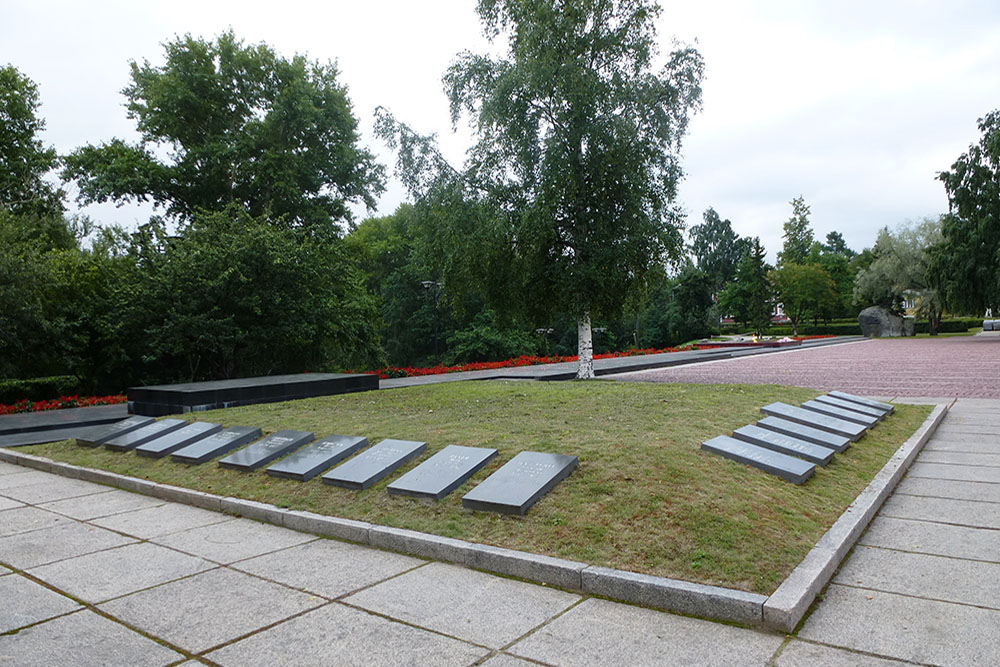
(76, 419, 577, 516)
(701, 390, 895, 484)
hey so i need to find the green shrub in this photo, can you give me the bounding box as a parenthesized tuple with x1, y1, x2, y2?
(0, 375, 80, 403)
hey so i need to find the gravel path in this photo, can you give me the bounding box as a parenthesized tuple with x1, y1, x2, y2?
(612, 335, 1000, 398)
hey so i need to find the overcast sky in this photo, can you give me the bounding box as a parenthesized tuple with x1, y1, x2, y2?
(4, 0, 999, 259)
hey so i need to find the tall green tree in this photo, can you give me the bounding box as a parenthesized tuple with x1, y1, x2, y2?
(855, 218, 944, 333)
(0, 65, 63, 219)
(688, 207, 748, 292)
(930, 110, 1000, 314)
(770, 263, 837, 336)
(63, 32, 384, 230)
(777, 196, 814, 266)
(381, 0, 704, 378)
(718, 237, 772, 336)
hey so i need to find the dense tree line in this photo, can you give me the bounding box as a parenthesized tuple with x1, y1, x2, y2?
(3, 16, 997, 394)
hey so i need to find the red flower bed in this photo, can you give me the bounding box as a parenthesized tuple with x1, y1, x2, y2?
(367, 345, 719, 379)
(0, 394, 127, 416)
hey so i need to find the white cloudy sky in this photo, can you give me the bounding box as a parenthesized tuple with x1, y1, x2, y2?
(4, 0, 999, 259)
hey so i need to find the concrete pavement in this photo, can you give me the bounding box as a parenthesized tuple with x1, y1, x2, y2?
(1, 397, 997, 665)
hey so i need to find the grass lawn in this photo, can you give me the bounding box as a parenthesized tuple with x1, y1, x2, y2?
(23, 380, 930, 595)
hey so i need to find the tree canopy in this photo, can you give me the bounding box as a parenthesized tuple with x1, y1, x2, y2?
(63, 32, 384, 230)
(777, 196, 814, 266)
(380, 0, 704, 378)
(930, 110, 1000, 314)
(718, 237, 772, 336)
(688, 207, 747, 292)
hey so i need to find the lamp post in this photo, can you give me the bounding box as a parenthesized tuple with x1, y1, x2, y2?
(421, 280, 443, 360)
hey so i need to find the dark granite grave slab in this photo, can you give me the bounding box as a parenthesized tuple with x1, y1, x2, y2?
(387, 445, 498, 500)
(731, 425, 834, 466)
(0, 404, 127, 437)
(75, 416, 156, 447)
(461, 451, 579, 516)
(321, 439, 426, 490)
(127, 373, 378, 417)
(218, 430, 314, 471)
(701, 435, 815, 484)
(170, 426, 261, 464)
(135, 422, 223, 458)
(813, 394, 887, 420)
(800, 399, 879, 427)
(104, 418, 187, 451)
(756, 416, 851, 452)
(827, 390, 894, 415)
(265, 434, 369, 481)
(760, 402, 867, 441)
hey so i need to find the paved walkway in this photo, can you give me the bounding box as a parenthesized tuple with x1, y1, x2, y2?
(1, 397, 997, 666)
(612, 336, 1000, 398)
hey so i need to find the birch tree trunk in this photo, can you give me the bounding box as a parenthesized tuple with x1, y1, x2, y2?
(576, 311, 595, 379)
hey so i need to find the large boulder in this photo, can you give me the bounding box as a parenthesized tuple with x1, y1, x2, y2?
(858, 306, 912, 337)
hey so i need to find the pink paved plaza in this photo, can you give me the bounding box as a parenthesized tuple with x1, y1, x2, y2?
(614, 336, 1000, 398)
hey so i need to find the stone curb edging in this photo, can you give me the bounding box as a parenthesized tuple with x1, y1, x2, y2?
(0, 402, 945, 629)
(761, 402, 949, 632)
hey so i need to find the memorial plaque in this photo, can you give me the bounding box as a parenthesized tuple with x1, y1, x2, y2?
(813, 394, 887, 420)
(76, 416, 155, 447)
(760, 402, 867, 441)
(800, 400, 879, 427)
(321, 439, 427, 490)
(265, 434, 369, 481)
(827, 390, 894, 415)
(104, 418, 187, 451)
(171, 426, 261, 464)
(461, 451, 579, 516)
(731, 425, 834, 466)
(757, 416, 851, 452)
(701, 435, 815, 484)
(218, 430, 314, 471)
(387, 445, 498, 500)
(135, 422, 223, 458)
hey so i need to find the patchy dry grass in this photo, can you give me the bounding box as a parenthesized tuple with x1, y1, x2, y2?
(24, 380, 930, 595)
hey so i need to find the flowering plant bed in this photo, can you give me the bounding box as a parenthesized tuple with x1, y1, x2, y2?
(369, 345, 720, 379)
(0, 394, 127, 416)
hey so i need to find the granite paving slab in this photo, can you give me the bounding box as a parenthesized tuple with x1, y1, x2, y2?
(0, 461, 30, 475)
(344, 561, 580, 648)
(90, 503, 233, 539)
(0, 506, 71, 537)
(205, 601, 488, 667)
(28, 541, 216, 603)
(933, 424, 1000, 438)
(0, 476, 111, 504)
(479, 655, 539, 667)
(232, 538, 424, 599)
(0, 608, 183, 666)
(0, 469, 59, 490)
(799, 584, 1000, 666)
(833, 545, 1000, 609)
(0, 521, 135, 569)
(880, 493, 1000, 529)
(507, 597, 783, 667)
(917, 450, 1000, 466)
(775, 641, 911, 666)
(859, 516, 1000, 562)
(0, 495, 25, 511)
(907, 461, 1000, 484)
(924, 438, 1000, 454)
(152, 517, 313, 564)
(39, 488, 166, 520)
(894, 476, 1000, 503)
(97, 567, 324, 654)
(0, 574, 82, 633)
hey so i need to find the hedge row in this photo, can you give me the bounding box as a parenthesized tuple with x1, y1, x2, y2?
(0, 376, 81, 404)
